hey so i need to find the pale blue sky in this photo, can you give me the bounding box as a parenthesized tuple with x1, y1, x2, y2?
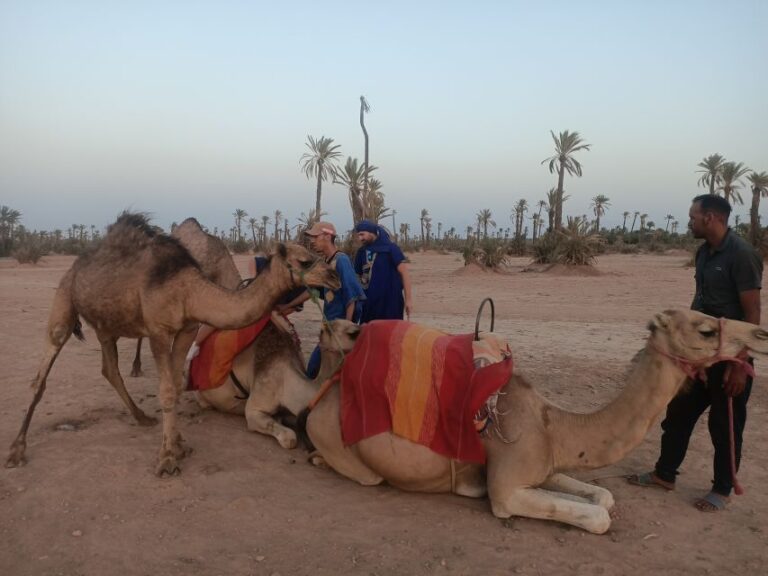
(1, 0, 766, 236)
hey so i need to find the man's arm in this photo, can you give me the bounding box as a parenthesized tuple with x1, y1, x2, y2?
(724, 289, 761, 396)
(397, 262, 412, 319)
(276, 291, 311, 315)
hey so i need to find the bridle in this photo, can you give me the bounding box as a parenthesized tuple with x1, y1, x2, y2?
(649, 317, 754, 382)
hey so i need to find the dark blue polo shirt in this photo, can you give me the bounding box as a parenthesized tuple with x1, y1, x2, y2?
(692, 229, 763, 320)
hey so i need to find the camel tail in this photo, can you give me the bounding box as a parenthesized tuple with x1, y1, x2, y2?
(295, 408, 315, 452)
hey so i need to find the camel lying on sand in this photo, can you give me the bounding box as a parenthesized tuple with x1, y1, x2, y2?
(197, 320, 361, 449)
(6, 212, 340, 476)
(130, 217, 243, 377)
(304, 310, 768, 533)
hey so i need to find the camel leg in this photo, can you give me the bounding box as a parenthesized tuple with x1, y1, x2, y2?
(7, 282, 77, 468)
(171, 326, 197, 397)
(98, 336, 156, 426)
(306, 389, 383, 486)
(540, 473, 615, 510)
(130, 338, 144, 377)
(148, 334, 188, 477)
(489, 487, 612, 534)
(245, 406, 297, 449)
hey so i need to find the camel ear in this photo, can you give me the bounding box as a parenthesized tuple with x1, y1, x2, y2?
(649, 312, 671, 333)
(752, 328, 768, 340)
(347, 324, 362, 340)
(276, 243, 287, 260)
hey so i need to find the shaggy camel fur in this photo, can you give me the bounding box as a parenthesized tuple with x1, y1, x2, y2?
(6, 213, 340, 476)
(198, 320, 361, 448)
(130, 217, 243, 377)
(305, 310, 768, 533)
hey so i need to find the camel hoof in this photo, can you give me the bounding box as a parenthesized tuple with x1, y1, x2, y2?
(171, 441, 192, 460)
(277, 431, 297, 450)
(155, 457, 181, 477)
(308, 453, 328, 468)
(6, 442, 27, 468)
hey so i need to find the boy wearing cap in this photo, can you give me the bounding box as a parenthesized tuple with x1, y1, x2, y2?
(277, 221, 365, 378)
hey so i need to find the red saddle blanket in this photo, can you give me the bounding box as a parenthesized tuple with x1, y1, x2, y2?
(187, 314, 271, 391)
(340, 320, 513, 463)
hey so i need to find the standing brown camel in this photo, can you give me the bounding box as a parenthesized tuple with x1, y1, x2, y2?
(130, 217, 243, 377)
(6, 213, 340, 476)
(305, 310, 768, 533)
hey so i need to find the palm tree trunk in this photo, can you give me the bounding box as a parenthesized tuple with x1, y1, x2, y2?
(709, 177, 716, 195)
(750, 188, 761, 247)
(315, 161, 323, 217)
(555, 164, 566, 230)
(360, 104, 369, 198)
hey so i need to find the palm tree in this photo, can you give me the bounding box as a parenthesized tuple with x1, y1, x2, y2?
(718, 161, 750, 205)
(541, 130, 591, 230)
(545, 188, 558, 232)
(360, 96, 371, 198)
(748, 171, 768, 247)
(273, 210, 282, 242)
(639, 213, 648, 236)
(511, 201, 528, 238)
(419, 209, 429, 245)
(630, 211, 640, 233)
(399, 222, 410, 244)
(664, 214, 674, 232)
(671, 221, 679, 234)
(590, 195, 610, 232)
(248, 217, 258, 248)
(296, 208, 327, 237)
(0, 206, 22, 252)
(697, 153, 725, 195)
(301, 135, 342, 218)
(364, 178, 390, 223)
(233, 209, 247, 242)
(437, 222, 443, 241)
(477, 209, 496, 239)
(334, 157, 376, 225)
(260, 215, 271, 245)
(622, 211, 629, 233)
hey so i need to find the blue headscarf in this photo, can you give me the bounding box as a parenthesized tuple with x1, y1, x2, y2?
(353, 221, 406, 322)
(355, 220, 393, 253)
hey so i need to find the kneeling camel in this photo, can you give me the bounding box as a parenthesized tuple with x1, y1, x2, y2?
(304, 310, 768, 533)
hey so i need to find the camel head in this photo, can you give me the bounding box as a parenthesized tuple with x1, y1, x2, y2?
(270, 243, 341, 291)
(648, 309, 768, 366)
(319, 320, 361, 354)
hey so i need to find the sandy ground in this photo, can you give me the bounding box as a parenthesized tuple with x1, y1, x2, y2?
(1, 251, 767, 576)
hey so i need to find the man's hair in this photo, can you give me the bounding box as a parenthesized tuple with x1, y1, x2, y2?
(693, 194, 731, 220)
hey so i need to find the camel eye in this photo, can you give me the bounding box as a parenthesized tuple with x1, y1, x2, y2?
(698, 328, 717, 338)
(299, 259, 314, 270)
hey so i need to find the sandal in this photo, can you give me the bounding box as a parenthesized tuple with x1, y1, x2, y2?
(626, 471, 675, 491)
(694, 491, 729, 512)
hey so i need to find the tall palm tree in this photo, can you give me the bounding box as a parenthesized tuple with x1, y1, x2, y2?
(260, 215, 270, 245)
(545, 188, 558, 232)
(301, 135, 342, 218)
(630, 211, 640, 233)
(399, 222, 410, 244)
(465, 225, 473, 240)
(233, 209, 247, 242)
(273, 210, 282, 242)
(664, 214, 674, 232)
(334, 157, 376, 225)
(640, 213, 648, 232)
(622, 211, 629, 233)
(477, 209, 496, 239)
(718, 161, 750, 205)
(671, 220, 679, 234)
(590, 195, 610, 232)
(541, 130, 591, 230)
(511, 201, 528, 238)
(360, 96, 371, 197)
(419, 209, 429, 245)
(437, 222, 443, 241)
(364, 178, 390, 223)
(748, 171, 768, 247)
(696, 153, 725, 195)
(247, 217, 258, 248)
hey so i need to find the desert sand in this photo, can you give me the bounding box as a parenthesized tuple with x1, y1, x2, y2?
(1, 251, 766, 575)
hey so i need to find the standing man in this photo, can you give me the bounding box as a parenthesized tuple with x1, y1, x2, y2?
(277, 221, 365, 378)
(628, 194, 762, 512)
(353, 220, 413, 322)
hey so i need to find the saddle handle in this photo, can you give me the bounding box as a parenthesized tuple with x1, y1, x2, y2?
(474, 297, 495, 341)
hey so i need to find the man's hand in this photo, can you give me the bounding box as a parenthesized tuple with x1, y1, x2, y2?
(723, 362, 749, 397)
(405, 300, 412, 320)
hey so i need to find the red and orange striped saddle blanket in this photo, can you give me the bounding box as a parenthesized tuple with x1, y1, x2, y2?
(340, 320, 513, 463)
(187, 314, 272, 391)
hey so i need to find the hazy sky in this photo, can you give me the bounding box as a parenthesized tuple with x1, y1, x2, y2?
(1, 0, 766, 236)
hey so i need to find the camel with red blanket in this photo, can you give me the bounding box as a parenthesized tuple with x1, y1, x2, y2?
(194, 320, 361, 449)
(303, 310, 768, 534)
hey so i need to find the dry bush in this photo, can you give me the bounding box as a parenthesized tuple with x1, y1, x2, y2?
(13, 241, 46, 264)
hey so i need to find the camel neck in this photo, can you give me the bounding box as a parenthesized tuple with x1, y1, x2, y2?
(549, 346, 688, 472)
